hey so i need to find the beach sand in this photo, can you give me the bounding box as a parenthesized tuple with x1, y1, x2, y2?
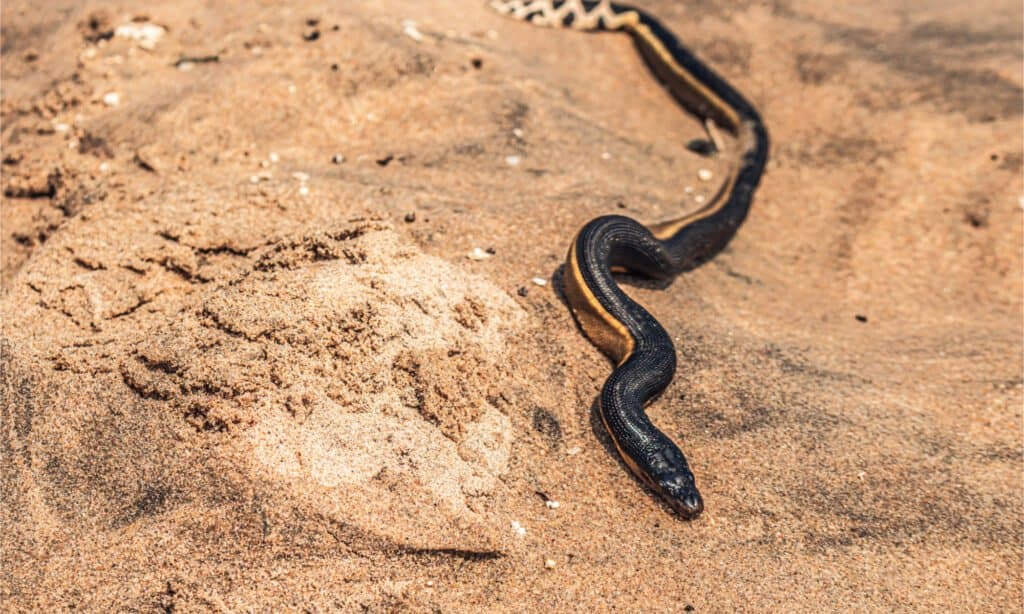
(2, 0, 1021, 610)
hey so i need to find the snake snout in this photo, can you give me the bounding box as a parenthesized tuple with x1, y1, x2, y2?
(676, 490, 704, 519)
(660, 476, 704, 520)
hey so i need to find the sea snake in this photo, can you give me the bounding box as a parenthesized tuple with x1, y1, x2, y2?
(490, 0, 769, 519)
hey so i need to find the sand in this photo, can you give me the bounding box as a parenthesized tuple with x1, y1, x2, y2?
(2, 0, 1021, 610)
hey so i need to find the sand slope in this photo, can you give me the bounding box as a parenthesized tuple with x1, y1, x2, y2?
(2, 0, 1021, 610)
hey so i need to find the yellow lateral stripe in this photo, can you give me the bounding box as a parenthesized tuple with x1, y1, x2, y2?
(648, 164, 741, 240)
(566, 233, 635, 364)
(629, 21, 741, 131)
(599, 398, 658, 488)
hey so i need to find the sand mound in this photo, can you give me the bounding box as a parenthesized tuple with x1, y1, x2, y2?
(7, 210, 525, 516)
(121, 219, 521, 529)
(2, 207, 531, 607)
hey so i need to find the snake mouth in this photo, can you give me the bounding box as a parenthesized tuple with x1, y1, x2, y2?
(666, 489, 704, 520)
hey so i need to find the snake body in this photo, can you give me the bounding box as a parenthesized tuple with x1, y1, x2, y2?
(491, 0, 768, 518)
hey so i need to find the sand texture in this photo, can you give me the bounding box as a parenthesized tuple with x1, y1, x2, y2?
(2, 0, 1022, 611)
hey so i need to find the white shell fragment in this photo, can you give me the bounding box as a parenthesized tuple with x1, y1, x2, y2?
(697, 168, 713, 181)
(402, 19, 424, 42)
(468, 247, 493, 261)
(510, 520, 526, 537)
(102, 92, 120, 107)
(530, 277, 547, 286)
(545, 500, 560, 509)
(504, 155, 521, 166)
(114, 22, 166, 50)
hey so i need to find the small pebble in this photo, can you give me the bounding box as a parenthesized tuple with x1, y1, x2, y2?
(601, 152, 612, 160)
(566, 446, 581, 456)
(177, 61, 195, 72)
(404, 212, 416, 223)
(287, 84, 297, 95)
(292, 171, 310, 182)
(545, 500, 560, 509)
(684, 185, 694, 194)
(505, 155, 521, 166)
(510, 520, 526, 537)
(102, 92, 120, 107)
(115, 22, 166, 47)
(259, 160, 270, 168)
(331, 154, 346, 164)
(517, 287, 529, 297)
(468, 247, 493, 261)
(98, 162, 110, 173)
(544, 558, 557, 569)
(694, 194, 706, 204)
(269, 152, 280, 163)
(697, 168, 713, 181)
(402, 19, 424, 42)
(530, 277, 547, 286)
(53, 123, 70, 133)
(512, 128, 524, 139)
(298, 185, 310, 196)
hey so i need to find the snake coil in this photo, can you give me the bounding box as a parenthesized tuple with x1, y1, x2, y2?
(491, 0, 769, 518)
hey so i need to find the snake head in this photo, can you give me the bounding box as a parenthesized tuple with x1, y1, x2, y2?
(647, 447, 703, 519)
(657, 473, 704, 519)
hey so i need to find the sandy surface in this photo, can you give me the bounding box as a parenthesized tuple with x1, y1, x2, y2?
(2, 0, 1022, 610)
